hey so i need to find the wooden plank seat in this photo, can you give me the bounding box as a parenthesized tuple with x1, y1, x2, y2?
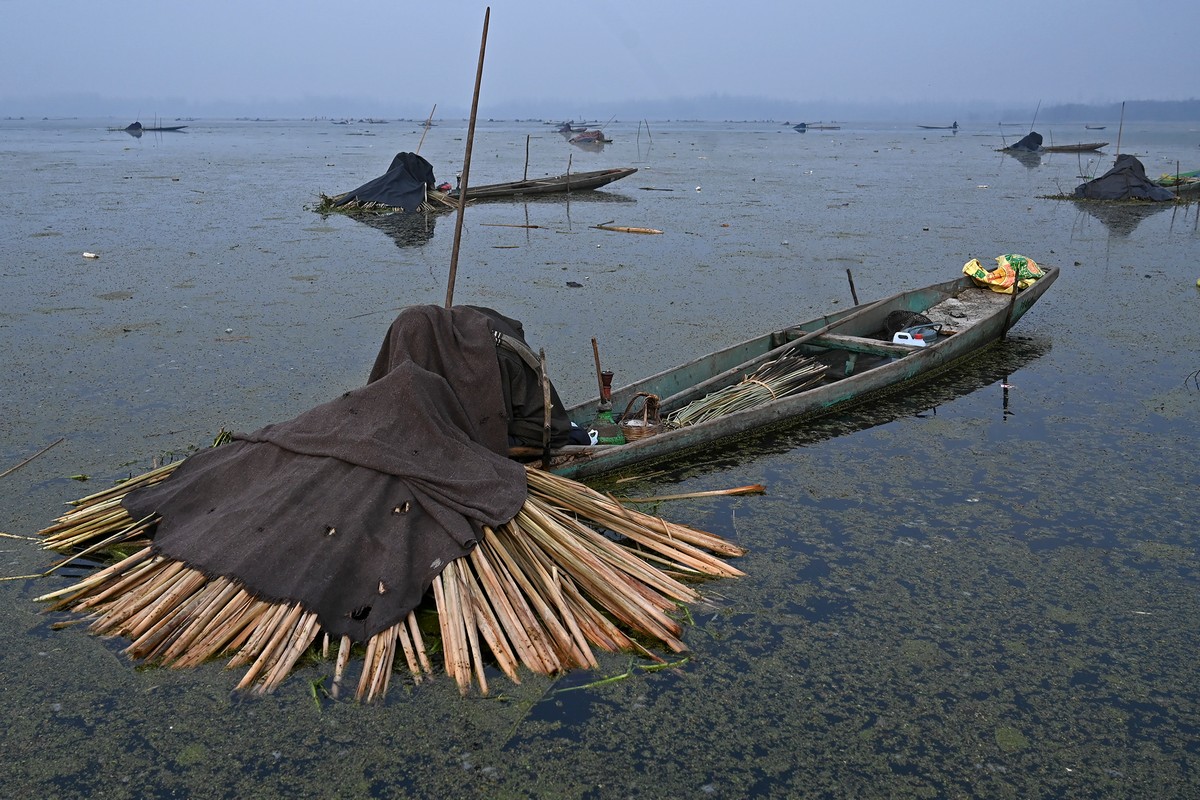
(801, 332, 916, 358)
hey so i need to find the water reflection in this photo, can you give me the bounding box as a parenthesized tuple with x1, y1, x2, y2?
(1075, 201, 1174, 237)
(1000, 149, 1043, 170)
(352, 211, 439, 248)
(635, 335, 1051, 482)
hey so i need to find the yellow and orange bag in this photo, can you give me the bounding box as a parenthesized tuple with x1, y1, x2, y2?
(962, 254, 1045, 294)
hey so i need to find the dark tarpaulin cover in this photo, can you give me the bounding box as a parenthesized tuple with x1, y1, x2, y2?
(333, 152, 437, 212)
(369, 306, 574, 449)
(122, 306, 527, 641)
(1005, 132, 1043, 152)
(1073, 154, 1176, 202)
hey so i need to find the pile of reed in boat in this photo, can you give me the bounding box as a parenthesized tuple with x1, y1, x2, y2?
(35, 463, 746, 702)
(666, 353, 828, 428)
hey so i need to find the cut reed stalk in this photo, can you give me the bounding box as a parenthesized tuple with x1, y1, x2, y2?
(355, 626, 382, 702)
(469, 535, 552, 674)
(454, 563, 490, 696)
(331, 635, 352, 699)
(35, 546, 155, 603)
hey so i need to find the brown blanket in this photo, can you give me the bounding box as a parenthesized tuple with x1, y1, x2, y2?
(122, 306, 527, 641)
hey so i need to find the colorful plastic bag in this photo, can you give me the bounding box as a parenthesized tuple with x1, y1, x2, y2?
(962, 254, 1044, 294)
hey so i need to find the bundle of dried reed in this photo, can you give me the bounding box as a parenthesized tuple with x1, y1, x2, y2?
(314, 190, 458, 215)
(36, 463, 746, 702)
(666, 353, 828, 428)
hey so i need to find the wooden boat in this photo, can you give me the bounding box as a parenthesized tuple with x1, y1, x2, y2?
(918, 122, 958, 130)
(1154, 169, 1200, 197)
(123, 121, 188, 132)
(109, 121, 188, 137)
(451, 167, 636, 200)
(1042, 142, 1107, 153)
(523, 268, 1059, 479)
(1085, 125, 1107, 130)
(569, 130, 612, 144)
(794, 122, 841, 131)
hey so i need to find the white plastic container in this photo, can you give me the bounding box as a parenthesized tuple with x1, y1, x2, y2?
(892, 331, 928, 347)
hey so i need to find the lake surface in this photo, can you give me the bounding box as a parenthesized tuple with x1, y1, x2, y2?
(2, 116, 1199, 798)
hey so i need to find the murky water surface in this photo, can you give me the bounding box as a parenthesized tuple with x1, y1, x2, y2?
(2, 118, 1198, 797)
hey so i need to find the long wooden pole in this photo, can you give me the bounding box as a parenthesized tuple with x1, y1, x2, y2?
(1115, 101, 1126, 157)
(445, 8, 490, 309)
(415, 103, 436, 154)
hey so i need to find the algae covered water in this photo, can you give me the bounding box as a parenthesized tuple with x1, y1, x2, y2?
(1, 117, 1199, 798)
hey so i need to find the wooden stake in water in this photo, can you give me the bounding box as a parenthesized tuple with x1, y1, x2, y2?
(1116, 101, 1126, 157)
(415, 103, 436, 154)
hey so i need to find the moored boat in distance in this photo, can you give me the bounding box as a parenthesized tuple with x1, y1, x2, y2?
(918, 121, 958, 130)
(517, 267, 1060, 479)
(1042, 141, 1107, 153)
(451, 167, 637, 200)
(109, 120, 189, 134)
(568, 129, 612, 144)
(793, 122, 841, 131)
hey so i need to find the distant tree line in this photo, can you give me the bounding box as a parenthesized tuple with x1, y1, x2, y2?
(1039, 100, 1200, 122)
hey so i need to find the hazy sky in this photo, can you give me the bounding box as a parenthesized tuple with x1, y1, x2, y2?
(3, 0, 1196, 117)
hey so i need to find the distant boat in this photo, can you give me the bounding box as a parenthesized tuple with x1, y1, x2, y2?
(108, 120, 188, 137)
(124, 121, 187, 132)
(1042, 141, 1108, 153)
(793, 122, 841, 131)
(451, 167, 637, 200)
(1085, 124, 1107, 130)
(918, 121, 958, 130)
(1000, 131, 1107, 154)
(569, 130, 611, 144)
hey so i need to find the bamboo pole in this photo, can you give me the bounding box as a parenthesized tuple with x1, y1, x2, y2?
(592, 221, 663, 235)
(0, 437, 64, 479)
(415, 103, 436, 154)
(1115, 101, 1126, 157)
(444, 7, 490, 309)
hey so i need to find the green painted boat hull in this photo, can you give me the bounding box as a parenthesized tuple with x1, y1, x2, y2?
(550, 268, 1059, 479)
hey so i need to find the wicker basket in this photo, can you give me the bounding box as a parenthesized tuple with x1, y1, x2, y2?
(619, 392, 661, 441)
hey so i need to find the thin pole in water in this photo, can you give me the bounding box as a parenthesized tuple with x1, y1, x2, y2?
(1115, 101, 1126, 157)
(445, 8, 490, 309)
(416, 103, 436, 154)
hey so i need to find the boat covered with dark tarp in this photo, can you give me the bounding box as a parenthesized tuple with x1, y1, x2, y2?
(1073, 154, 1176, 201)
(331, 152, 438, 212)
